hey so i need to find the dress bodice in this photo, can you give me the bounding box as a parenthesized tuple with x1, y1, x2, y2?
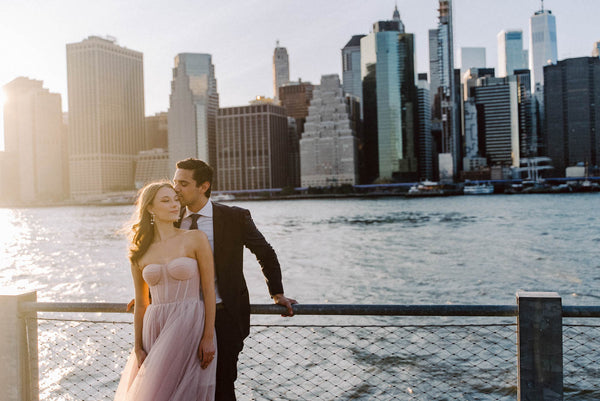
(142, 257, 201, 304)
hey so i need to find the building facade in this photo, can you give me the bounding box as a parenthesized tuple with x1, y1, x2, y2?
(460, 47, 486, 74)
(168, 53, 219, 175)
(416, 78, 433, 180)
(497, 30, 528, 77)
(474, 76, 521, 167)
(341, 35, 365, 101)
(273, 42, 290, 102)
(301, 75, 359, 187)
(360, 8, 418, 182)
(279, 80, 314, 187)
(216, 103, 290, 191)
(429, 0, 459, 179)
(3, 77, 67, 203)
(145, 112, 168, 150)
(529, 8, 558, 92)
(66, 36, 145, 199)
(544, 57, 600, 176)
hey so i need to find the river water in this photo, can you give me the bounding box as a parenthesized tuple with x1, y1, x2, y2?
(1, 194, 599, 400)
(2, 193, 599, 305)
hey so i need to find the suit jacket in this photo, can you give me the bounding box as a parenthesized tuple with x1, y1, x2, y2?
(182, 202, 284, 340)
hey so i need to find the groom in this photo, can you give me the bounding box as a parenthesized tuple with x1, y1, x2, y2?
(173, 158, 297, 401)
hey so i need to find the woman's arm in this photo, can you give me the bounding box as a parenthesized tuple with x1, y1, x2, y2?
(193, 231, 216, 369)
(131, 262, 150, 367)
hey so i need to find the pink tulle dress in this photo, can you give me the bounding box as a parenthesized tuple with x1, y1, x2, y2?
(114, 257, 216, 401)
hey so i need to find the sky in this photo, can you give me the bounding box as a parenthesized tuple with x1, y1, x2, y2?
(1, 0, 599, 150)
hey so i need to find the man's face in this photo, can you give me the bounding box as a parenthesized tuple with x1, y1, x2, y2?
(173, 168, 206, 208)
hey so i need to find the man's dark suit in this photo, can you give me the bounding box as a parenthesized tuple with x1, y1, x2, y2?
(184, 202, 285, 400)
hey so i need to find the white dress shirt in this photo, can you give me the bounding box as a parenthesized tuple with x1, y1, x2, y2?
(181, 200, 223, 304)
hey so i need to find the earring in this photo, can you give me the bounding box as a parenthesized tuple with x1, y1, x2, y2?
(150, 213, 155, 225)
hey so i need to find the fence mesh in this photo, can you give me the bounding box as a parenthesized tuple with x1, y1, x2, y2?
(563, 321, 600, 400)
(30, 315, 519, 400)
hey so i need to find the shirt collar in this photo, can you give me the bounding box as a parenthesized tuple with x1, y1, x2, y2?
(184, 199, 213, 219)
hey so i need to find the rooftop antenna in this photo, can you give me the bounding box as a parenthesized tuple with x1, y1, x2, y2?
(276, 39, 280, 48)
(541, 0, 544, 12)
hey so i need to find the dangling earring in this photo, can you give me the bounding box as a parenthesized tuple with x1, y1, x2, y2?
(150, 213, 155, 225)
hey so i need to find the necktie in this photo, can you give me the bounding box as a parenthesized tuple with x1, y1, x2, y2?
(189, 214, 201, 230)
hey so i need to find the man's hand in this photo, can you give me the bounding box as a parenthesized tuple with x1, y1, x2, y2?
(126, 298, 135, 312)
(272, 293, 297, 317)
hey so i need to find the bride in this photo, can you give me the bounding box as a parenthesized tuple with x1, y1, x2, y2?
(115, 181, 216, 400)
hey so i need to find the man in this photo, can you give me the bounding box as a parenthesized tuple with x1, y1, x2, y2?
(173, 158, 297, 401)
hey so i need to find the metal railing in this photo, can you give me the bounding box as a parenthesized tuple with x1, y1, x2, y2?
(4, 293, 600, 400)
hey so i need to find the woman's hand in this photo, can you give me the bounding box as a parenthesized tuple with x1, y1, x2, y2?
(135, 348, 147, 367)
(198, 337, 216, 369)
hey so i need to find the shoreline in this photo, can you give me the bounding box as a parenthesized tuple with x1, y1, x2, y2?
(1, 186, 598, 208)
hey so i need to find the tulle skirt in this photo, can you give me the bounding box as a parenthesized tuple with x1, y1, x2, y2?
(114, 299, 216, 400)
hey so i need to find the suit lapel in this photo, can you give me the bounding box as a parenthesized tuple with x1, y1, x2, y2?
(212, 203, 226, 269)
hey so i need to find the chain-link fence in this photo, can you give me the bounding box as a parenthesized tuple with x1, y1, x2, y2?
(32, 314, 518, 400)
(563, 320, 600, 400)
(22, 308, 600, 400)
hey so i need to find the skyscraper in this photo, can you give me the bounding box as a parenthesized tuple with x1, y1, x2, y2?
(301, 74, 360, 187)
(273, 42, 290, 101)
(66, 36, 145, 198)
(216, 103, 290, 191)
(416, 77, 433, 180)
(529, 6, 558, 92)
(429, 0, 459, 180)
(461, 47, 486, 74)
(497, 30, 528, 77)
(3, 77, 67, 203)
(544, 57, 600, 176)
(592, 40, 600, 57)
(474, 76, 521, 167)
(341, 35, 365, 100)
(168, 53, 219, 175)
(360, 6, 417, 182)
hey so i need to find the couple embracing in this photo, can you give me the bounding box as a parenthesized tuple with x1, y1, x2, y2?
(114, 158, 297, 401)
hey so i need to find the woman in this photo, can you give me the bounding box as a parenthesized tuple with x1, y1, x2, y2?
(115, 181, 217, 400)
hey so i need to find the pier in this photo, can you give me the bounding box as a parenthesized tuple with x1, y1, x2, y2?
(2, 291, 599, 400)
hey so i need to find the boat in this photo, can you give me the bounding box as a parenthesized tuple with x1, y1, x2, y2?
(406, 181, 446, 197)
(211, 193, 236, 201)
(463, 181, 494, 195)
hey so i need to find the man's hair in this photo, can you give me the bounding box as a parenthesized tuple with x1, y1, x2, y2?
(176, 158, 214, 197)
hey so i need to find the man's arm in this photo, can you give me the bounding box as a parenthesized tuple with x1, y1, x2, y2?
(242, 209, 297, 316)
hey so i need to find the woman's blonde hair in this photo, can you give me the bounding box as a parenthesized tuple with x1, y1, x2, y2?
(128, 181, 175, 264)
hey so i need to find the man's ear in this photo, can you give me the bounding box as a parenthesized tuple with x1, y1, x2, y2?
(200, 181, 211, 195)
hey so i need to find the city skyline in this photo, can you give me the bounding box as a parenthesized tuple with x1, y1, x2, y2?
(1, 0, 599, 151)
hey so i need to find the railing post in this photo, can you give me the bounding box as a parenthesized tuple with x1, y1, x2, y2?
(517, 291, 563, 401)
(0, 291, 39, 401)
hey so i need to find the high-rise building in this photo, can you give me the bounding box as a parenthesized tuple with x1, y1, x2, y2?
(66, 36, 145, 199)
(279, 80, 314, 136)
(341, 35, 365, 100)
(3, 77, 67, 203)
(279, 80, 314, 187)
(529, 6, 558, 92)
(460, 47, 486, 74)
(216, 103, 290, 191)
(544, 57, 600, 176)
(301, 75, 360, 187)
(360, 6, 417, 182)
(168, 53, 219, 175)
(497, 30, 528, 77)
(461, 68, 495, 172)
(429, 0, 459, 180)
(474, 76, 521, 167)
(416, 77, 433, 180)
(145, 112, 168, 150)
(273, 42, 290, 101)
(592, 40, 600, 57)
